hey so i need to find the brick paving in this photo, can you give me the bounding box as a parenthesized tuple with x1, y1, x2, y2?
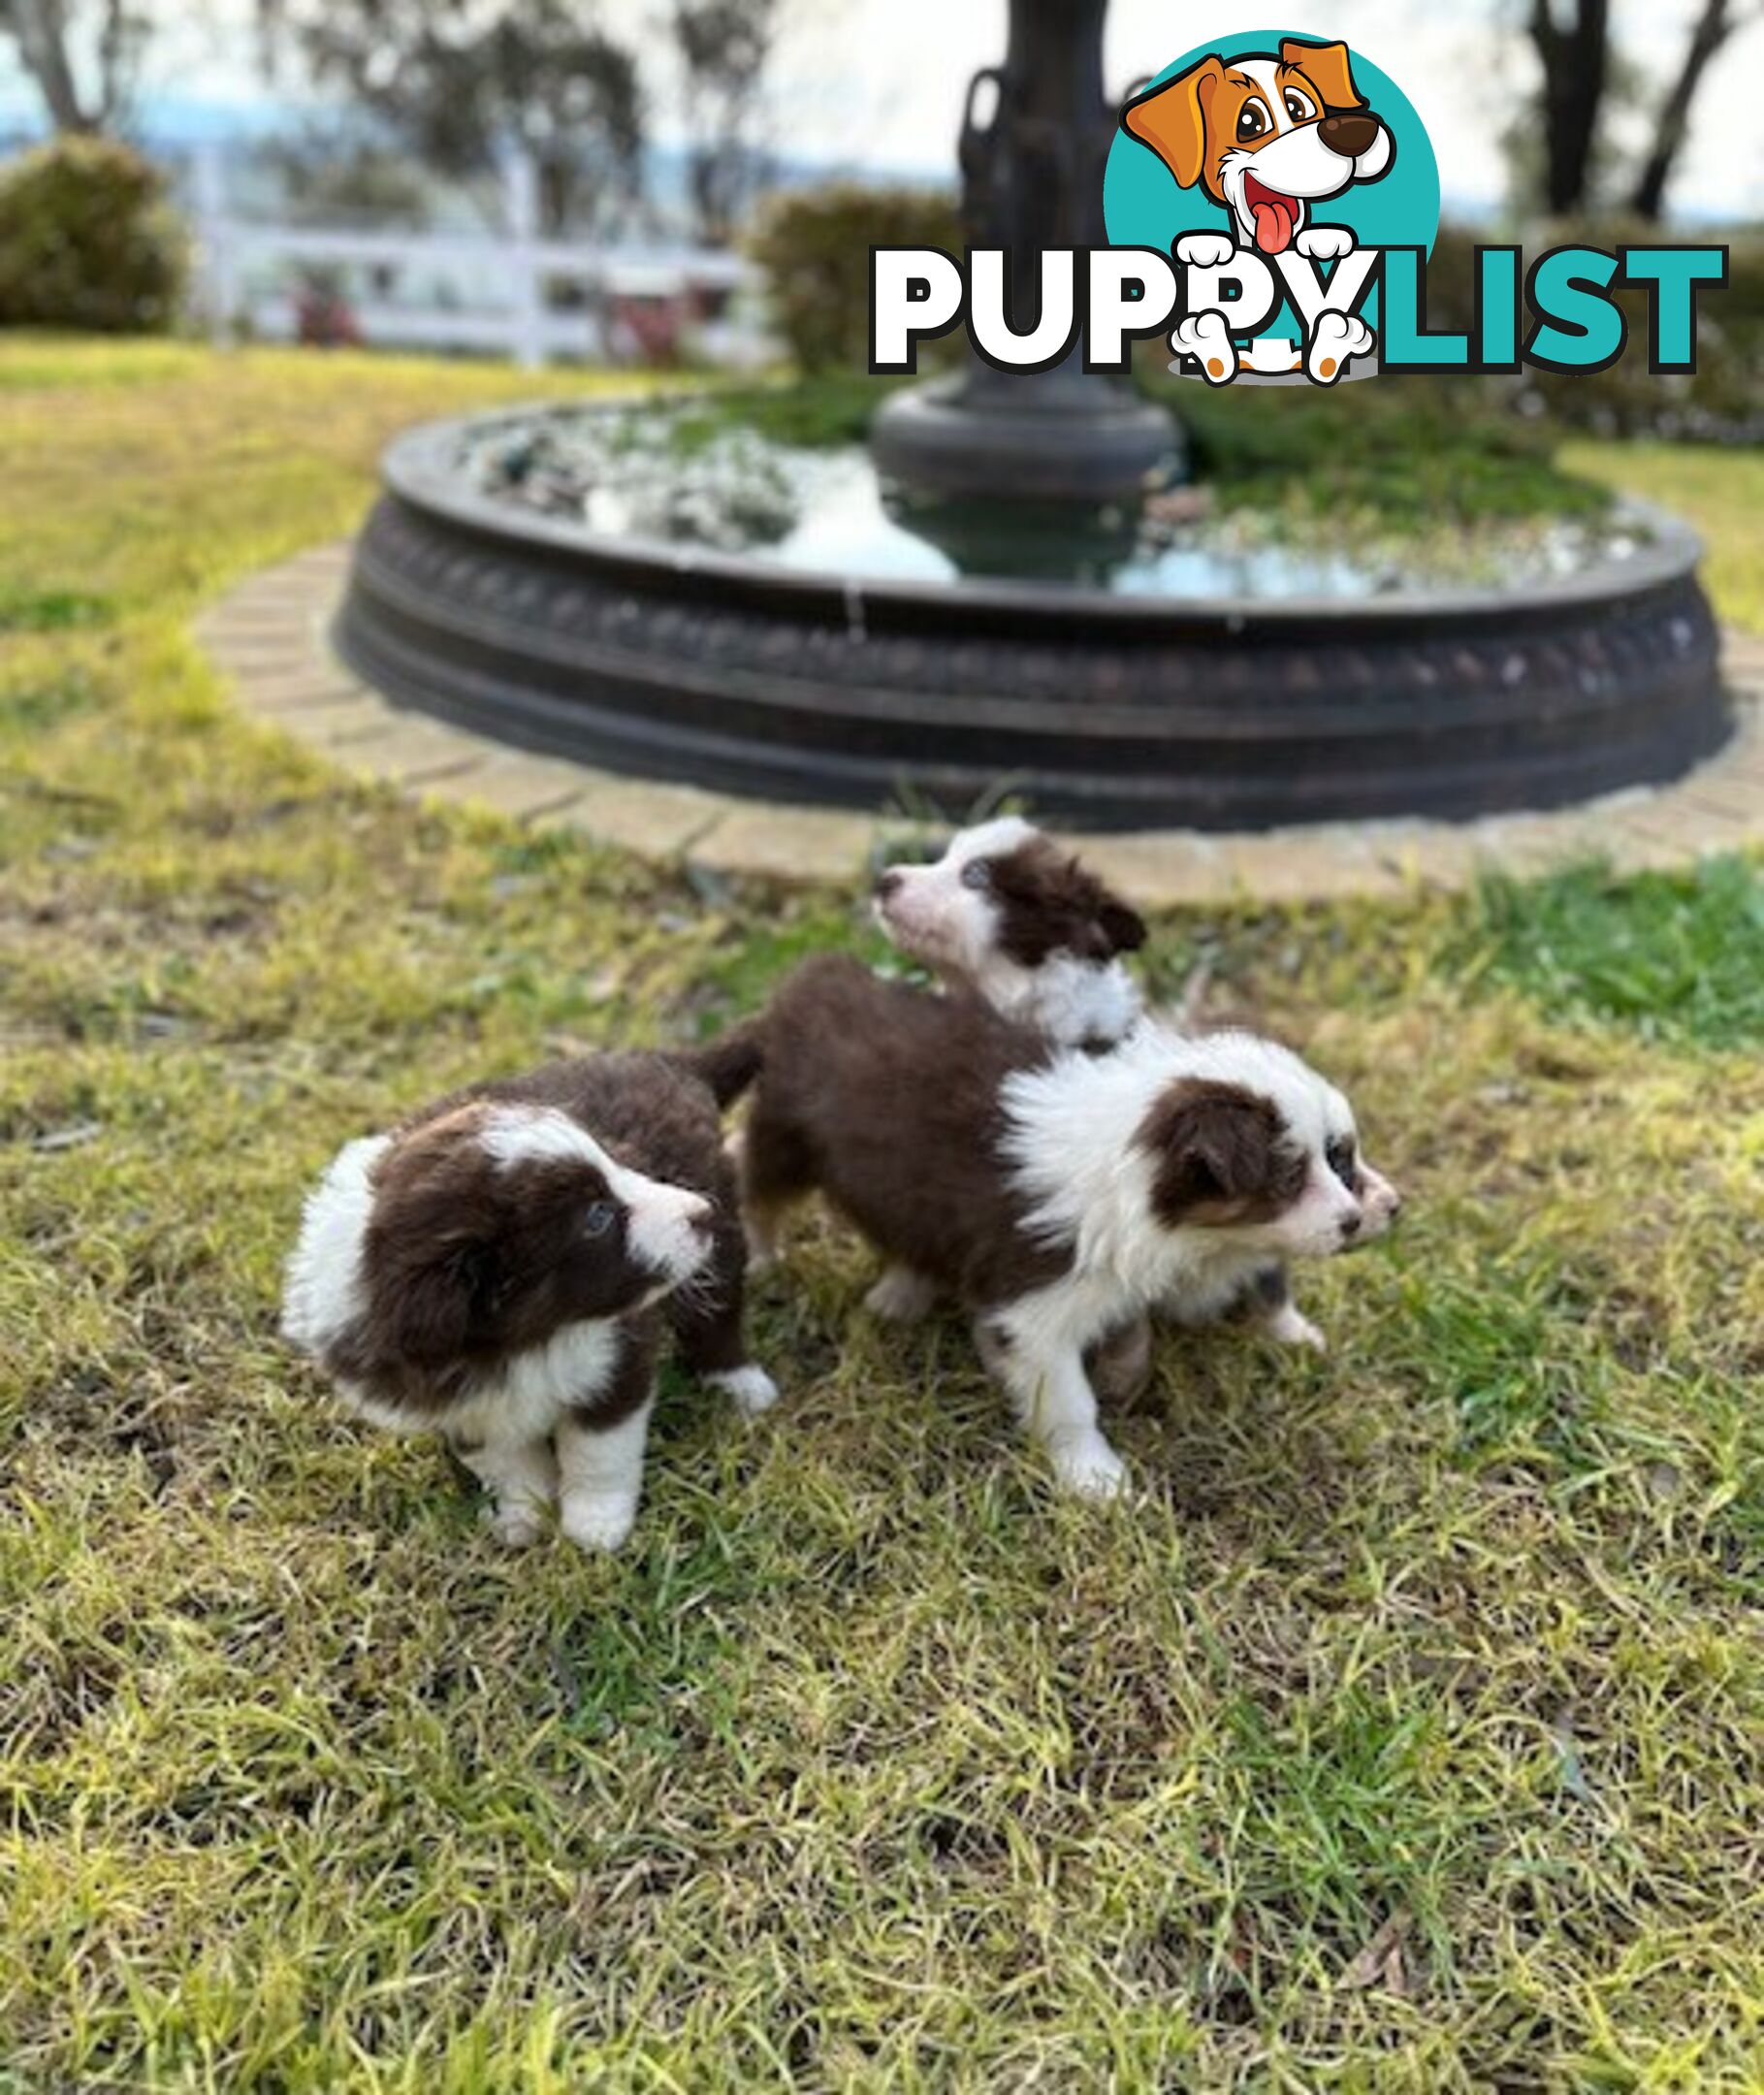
(197, 542, 1764, 903)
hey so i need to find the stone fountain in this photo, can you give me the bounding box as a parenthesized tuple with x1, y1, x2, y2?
(334, 1, 1728, 829)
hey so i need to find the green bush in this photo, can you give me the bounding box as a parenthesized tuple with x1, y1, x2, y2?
(750, 181, 962, 375)
(0, 137, 187, 334)
(1422, 219, 1762, 442)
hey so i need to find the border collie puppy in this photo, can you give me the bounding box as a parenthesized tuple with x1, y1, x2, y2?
(874, 819, 1344, 1359)
(873, 815, 1147, 1051)
(282, 1054, 776, 1553)
(718, 955, 1398, 1499)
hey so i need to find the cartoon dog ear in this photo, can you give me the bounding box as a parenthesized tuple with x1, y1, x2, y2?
(1280, 37, 1363, 111)
(1121, 53, 1224, 191)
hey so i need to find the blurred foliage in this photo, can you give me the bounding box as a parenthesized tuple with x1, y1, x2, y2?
(0, 136, 185, 334)
(749, 181, 962, 375)
(1421, 221, 1762, 442)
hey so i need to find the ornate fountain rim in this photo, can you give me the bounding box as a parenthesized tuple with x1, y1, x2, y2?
(382, 402, 1707, 628)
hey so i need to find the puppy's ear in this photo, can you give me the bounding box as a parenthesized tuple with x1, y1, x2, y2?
(1122, 54, 1223, 190)
(1280, 37, 1363, 111)
(1098, 898, 1148, 956)
(382, 1244, 491, 1367)
(1139, 1079, 1293, 1224)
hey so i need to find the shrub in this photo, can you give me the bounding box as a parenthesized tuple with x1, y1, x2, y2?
(749, 181, 962, 375)
(0, 137, 187, 334)
(1423, 219, 1762, 444)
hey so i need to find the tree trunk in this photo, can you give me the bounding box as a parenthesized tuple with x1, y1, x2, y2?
(8, 0, 99, 131)
(1530, 0, 1610, 215)
(1628, 0, 1739, 220)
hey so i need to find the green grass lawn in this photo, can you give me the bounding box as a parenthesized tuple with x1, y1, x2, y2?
(2, 338, 1761, 2090)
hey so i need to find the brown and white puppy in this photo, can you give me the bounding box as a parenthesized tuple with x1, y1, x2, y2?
(873, 815, 1147, 1052)
(872, 819, 1346, 1365)
(281, 1054, 776, 1553)
(720, 955, 1398, 1499)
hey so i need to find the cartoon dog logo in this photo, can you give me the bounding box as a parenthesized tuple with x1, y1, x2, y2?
(1122, 38, 1393, 383)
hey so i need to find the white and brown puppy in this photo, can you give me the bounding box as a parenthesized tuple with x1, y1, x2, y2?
(873, 818, 1346, 1363)
(282, 1053, 776, 1553)
(718, 955, 1398, 1499)
(873, 815, 1146, 1052)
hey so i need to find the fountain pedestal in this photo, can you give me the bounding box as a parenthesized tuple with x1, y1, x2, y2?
(869, 0, 1177, 504)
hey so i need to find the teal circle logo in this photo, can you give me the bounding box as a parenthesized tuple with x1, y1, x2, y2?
(1105, 31, 1439, 359)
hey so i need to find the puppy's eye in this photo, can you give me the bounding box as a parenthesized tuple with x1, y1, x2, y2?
(1236, 98, 1271, 141)
(1324, 1137, 1357, 1190)
(961, 860, 994, 892)
(583, 1201, 618, 1240)
(1283, 86, 1315, 122)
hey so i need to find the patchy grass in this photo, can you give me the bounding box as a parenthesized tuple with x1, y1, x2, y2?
(1457, 855, 1764, 1052)
(1564, 436, 1764, 632)
(1, 338, 1762, 2089)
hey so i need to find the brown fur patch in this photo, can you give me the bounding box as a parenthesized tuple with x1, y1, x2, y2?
(986, 836, 1147, 969)
(739, 955, 1074, 1310)
(1137, 1079, 1307, 1228)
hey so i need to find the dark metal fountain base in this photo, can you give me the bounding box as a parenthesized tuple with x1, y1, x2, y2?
(870, 370, 1183, 504)
(336, 413, 1732, 834)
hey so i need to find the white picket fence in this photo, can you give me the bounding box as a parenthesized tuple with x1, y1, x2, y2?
(187, 143, 762, 369)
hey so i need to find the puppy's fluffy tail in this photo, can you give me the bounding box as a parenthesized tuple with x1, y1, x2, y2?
(678, 1019, 765, 1110)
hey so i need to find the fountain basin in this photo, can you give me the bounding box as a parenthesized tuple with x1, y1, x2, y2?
(335, 403, 1731, 832)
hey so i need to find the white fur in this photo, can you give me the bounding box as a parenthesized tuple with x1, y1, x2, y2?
(865, 1264, 940, 1324)
(557, 1400, 654, 1552)
(876, 817, 1144, 1051)
(280, 1134, 393, 1362)
(708, 1363, 781, 1418)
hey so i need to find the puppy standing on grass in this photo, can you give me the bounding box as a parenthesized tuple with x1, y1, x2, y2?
(873, 817, 1343, 1358)
(282, 1051, 776, 1554)
(716, 954, 1398, 1499)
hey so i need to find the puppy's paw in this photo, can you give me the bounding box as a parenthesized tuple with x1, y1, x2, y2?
(1046, 1429, 1129, 1501)
(1175, 232, 1236, 269)
(483, 1499, 545, 1548)
(560, 1492, 639, 1554)
(1171, 312, 1237, 385)
(1296, 225, 1354, 261)
(1305, 310, 1372, 384)
(709, 1362, 781, 1419)
(1267, 1303, 1329, 1353)
(864, 1265, 938, 1324)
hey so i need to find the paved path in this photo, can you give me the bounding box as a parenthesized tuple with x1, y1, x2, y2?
(196, 540, 1764, 903)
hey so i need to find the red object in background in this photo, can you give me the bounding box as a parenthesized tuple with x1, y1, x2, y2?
(296, 280, 363, 348)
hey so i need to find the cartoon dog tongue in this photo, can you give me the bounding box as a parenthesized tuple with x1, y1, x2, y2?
(1251, 191, 1296, 254)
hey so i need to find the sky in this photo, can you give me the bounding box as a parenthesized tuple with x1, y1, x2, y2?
(2, 0, 1760, 220)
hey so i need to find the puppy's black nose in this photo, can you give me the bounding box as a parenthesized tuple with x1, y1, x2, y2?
(1320, 111, 1379, 157)
(874, 868, 903, 901)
